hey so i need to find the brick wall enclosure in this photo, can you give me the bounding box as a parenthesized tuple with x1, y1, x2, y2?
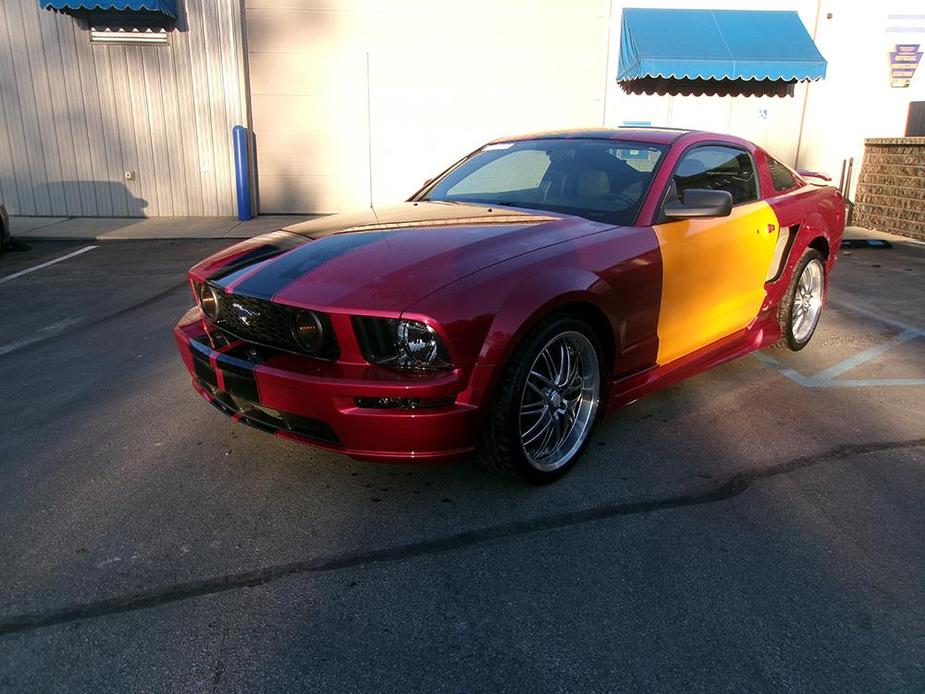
(854, 137, 925, 240)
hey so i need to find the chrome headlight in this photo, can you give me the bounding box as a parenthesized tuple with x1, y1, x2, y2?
(196, 282, 220, 321)
(352, 317, 452, 370)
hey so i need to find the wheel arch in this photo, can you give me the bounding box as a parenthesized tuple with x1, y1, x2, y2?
(808, 234, 830, 260)
(775, 208, 837, 291)
(470, 267, 624, 410)
(549, 300, 617, 380)
(477, 271, 622, 369)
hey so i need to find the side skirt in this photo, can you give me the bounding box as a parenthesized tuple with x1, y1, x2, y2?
(607, 316, 780, 411)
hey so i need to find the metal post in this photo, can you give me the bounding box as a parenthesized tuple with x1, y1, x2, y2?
(844, 157, 855, 226)
(233, 125, 253, 221)
(844, 157, 854, 200)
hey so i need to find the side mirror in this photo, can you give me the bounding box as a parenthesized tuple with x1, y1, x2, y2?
(664, 189, 733, 219)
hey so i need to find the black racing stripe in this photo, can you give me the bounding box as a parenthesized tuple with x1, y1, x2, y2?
(219, 361, 260, 403)
(232, 232, 388, 299)
(189, 345, 217, 388)
(207, 239, 306, 284)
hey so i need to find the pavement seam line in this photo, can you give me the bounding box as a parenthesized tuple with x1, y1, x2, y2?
(10, 217, 71, 235)
(0, 281, 189, 360)
(1, 437, 923, 637)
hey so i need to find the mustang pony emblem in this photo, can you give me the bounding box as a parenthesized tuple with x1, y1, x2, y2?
(231, 301, 259, 327)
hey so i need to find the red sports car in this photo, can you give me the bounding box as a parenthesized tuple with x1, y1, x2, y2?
(175, 129, 844, 482)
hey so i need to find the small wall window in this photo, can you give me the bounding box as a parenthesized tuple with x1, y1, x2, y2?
(907, 102, 925, 137)
(88, 11, 170, 44)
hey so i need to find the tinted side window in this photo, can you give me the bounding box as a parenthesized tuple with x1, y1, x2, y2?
(767, 156, 798, 193)
(672, 145, 758, 204)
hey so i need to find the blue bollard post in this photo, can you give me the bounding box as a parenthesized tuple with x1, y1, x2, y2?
(233, 125, 253, 221)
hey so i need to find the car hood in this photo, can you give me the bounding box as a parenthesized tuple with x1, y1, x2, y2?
(190, 202, 610, 312)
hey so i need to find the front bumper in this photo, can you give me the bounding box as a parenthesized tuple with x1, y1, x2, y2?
(174, 307, 480, 462)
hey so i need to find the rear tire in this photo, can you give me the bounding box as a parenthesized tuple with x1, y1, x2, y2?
(776, 248, 826, 351)
(478, 313, 603, 484)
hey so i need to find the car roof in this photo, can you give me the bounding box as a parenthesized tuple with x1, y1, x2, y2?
(487, 127, 751, 148)
(488, 127, 692, 146)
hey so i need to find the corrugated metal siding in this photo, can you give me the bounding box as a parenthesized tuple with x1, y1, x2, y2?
(0, 0, 245, 216)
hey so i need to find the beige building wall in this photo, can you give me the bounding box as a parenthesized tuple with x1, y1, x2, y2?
(798, 2, 925, 192)
(605, 0, 925, 194)
(245, 0, 611, 214)
(603, 0, 820, 168)
(249, 0, 925, 215)
(0, 0, 246, 217)
(3, 0, 921, 217)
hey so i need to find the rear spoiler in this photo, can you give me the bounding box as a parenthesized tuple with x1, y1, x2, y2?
(797, 169, 832, 183)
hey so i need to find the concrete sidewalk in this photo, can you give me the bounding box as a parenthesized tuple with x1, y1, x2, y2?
(10, 214, 317, 241)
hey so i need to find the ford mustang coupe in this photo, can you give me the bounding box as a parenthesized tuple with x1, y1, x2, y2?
(175, 129, 844, 482)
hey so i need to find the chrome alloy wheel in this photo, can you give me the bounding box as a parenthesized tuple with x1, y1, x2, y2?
(518, 331, 600, 472)
(792, 258, 825, 343)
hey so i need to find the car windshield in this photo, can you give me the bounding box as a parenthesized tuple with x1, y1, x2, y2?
(421, 138, 667, 225)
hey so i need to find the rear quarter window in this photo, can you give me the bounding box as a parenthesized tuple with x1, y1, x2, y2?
(767, 156, 799, 193)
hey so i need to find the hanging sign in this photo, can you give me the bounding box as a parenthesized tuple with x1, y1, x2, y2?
(889, 44, 922, 87)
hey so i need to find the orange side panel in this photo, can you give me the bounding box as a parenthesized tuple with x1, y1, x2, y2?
(652, 201, 781, 365)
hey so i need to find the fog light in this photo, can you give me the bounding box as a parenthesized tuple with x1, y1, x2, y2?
(198, 283, 220, 321)
(292, 310, 324, 353)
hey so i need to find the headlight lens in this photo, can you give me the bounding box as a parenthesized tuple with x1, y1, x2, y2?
(352, 317, 452, 370)
(197, 282, 220, 321)
(292, 310, 324, 353)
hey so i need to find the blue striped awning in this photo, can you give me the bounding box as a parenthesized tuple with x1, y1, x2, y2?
(40, 0, 177, 18)
(618, 9, 826, 83)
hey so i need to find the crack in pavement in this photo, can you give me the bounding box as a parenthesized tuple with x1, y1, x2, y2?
(0, 281, 188, 360)
(1, 437, 922, 637)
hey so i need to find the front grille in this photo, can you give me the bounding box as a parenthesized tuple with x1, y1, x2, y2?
(208, 288, 339, 359)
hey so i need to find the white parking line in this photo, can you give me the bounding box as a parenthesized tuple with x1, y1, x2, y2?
(0, 245, 97, 285)
(754, 299, 925, 388)
(810, 329, 920, 382)
(829, 298, 925, 336)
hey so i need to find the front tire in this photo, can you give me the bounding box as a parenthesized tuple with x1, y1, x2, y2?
(776, 248, 826, 351)
(478, 313, 603, 483)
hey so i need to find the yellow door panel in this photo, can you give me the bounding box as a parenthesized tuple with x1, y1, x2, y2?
(652, 201, 781, 365)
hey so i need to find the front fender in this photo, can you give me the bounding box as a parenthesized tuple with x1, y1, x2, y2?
(405, 225, 662, 409)
(477, 266, 616, 368)
(443, 265, 620, 412)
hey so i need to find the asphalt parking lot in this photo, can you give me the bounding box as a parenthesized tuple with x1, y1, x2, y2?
(1, 236, 923, 692)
